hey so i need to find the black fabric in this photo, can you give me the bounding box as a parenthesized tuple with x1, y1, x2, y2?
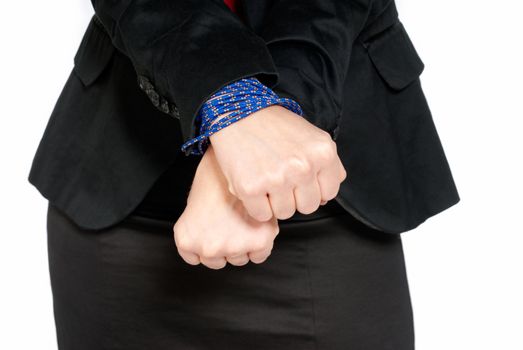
(90, 0, 280, 153)
(129, 150, 200, 221)
(28, 0, 460, 233)
(47, 201, 415, 350)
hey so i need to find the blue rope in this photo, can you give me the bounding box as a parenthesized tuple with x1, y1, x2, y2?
(180, 77, 304, 155)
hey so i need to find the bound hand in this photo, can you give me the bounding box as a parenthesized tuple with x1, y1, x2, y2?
(209, 104, 347, 222)
(173, 144, 279, 269)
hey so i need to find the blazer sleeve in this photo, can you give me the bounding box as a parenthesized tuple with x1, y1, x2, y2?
(90, 0, 280, 156)
(258, 0, 373, 140)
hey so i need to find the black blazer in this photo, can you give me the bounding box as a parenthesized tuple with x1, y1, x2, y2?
(28, 0, 460, 233)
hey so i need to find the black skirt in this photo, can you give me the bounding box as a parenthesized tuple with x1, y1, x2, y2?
(46, 152, 415, 349)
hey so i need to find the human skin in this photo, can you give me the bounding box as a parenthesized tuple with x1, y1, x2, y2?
(174, 106, 346, 268)
(209, 104, 347, 221)
(173, 144, 280, 269)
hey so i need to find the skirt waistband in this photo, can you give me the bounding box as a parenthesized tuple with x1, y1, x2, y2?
(129, 197, 348, 229)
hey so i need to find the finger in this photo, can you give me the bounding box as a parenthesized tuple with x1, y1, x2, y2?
(267, 189, 296, 220)
(248, 247, 272, 264)
(200, 256, 228, 270)
(317, 163, 343, 202)
(177, 249, 201, 266)
(226, 253, 250, 266)
(241, 193, 274, 222)
(293, 176, 322, 215)
(335, 156, 348, 182)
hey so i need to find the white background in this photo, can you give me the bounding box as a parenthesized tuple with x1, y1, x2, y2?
(1, 0, 522, 349)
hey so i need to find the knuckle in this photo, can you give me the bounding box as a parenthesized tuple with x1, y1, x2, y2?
(228, 258, 249, 267)
(268, 172, 286, 188)
(300, 206, 316, 215)
(250, 254, 268, 264)
(316, 141, 336, 162)
(330, 138, 338, 151)
(248, 240, 264, 253)
(175, 234, 193, 251)
(274, 226, 280, 238)
(320, 129, 333, 140)
(300, 200, 321, 214)
(248, 206, 272, 222)
(224, 244, 244, 258)
(340, 167, 348, 181)
(286, 156, 313, 178)
(251, 236, 270, 252)
(200, 244, 221, 259)
(237, 181, 262, 197)
(276, 207, 296, 220)
(325, 192, 336, 202)
(205, 261, 226, 270)
(179, 251, 199, 265)
(296, 158, 313, 174)
(264, 239, 275, 252)
(327, 185, 341, 201)
(251, 246, 273, 264)
(177, 241, 191, 252)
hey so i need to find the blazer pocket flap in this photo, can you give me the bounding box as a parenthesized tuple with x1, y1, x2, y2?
(73, 16, 115, 86)
(366, 21, 425, 90)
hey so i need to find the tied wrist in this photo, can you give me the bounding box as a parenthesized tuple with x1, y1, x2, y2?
(180, 77, 304, 155)
(209, 111, 233, 128)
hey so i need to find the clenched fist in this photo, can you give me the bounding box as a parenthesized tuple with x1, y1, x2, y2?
(173, 145, 280, 269)
(209, 104, 347, 222)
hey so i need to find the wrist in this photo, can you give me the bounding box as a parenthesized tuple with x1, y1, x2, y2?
(190, 144, 234, 204)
